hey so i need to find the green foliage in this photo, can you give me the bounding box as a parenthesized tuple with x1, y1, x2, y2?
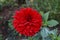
(40, 27, 58, 40)
(7, 15, 23, 39)
(32, 37, 39, 40)
(36, 11, 59, 40)
(0, 0, 17, 11)
(0, 17, 3, 20)
(32, 32, 41, 40)
(43, 12, 50, 22)
(48, 20, 59, 27)
(57, 35, 60, 40)
(0, 34, 3, 40)
(40, 27, 49, 38)
(28, 37, 33, 40)
(49, 29, 58, 40)
(40, 11, 59, 27)
(41, 11, 50, 26)
(30, 0, 60, 23)
(8, 19, 14, 30)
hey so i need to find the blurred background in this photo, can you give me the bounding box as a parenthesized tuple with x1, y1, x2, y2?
(0, 0, 60, 40)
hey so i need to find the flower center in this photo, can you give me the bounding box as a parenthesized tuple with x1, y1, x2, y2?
(26, 14, 32, 22)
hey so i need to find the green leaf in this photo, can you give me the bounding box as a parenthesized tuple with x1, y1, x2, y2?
(57, 35, 60, 40)
(32, 33, 41, 40)
(40, 27, 52, 40)
(8, 19, 14, 30)
(40, 27, 50, 38)
(49, 29, 57, 35)
(43, 11, 50, 22)
(49, 29, 58, 40)
(0, 34, 3, 40)
(42, 37, 51, 40)
(40, 11, 44, 16)
(33, 37, 39, 40)
(0, 16, 3, 20)
(25, 0, 30, 6)
(9, 23, 13, 29)
(47, 20, 59, 27)
(28, 37, 33, 40)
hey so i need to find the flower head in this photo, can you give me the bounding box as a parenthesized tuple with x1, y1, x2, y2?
(13, 8, 42, 36)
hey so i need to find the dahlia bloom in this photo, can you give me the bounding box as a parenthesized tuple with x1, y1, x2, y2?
(13, 8, 42, 36)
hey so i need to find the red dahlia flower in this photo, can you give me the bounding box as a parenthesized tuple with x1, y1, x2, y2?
(13, 8, 42, 36)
